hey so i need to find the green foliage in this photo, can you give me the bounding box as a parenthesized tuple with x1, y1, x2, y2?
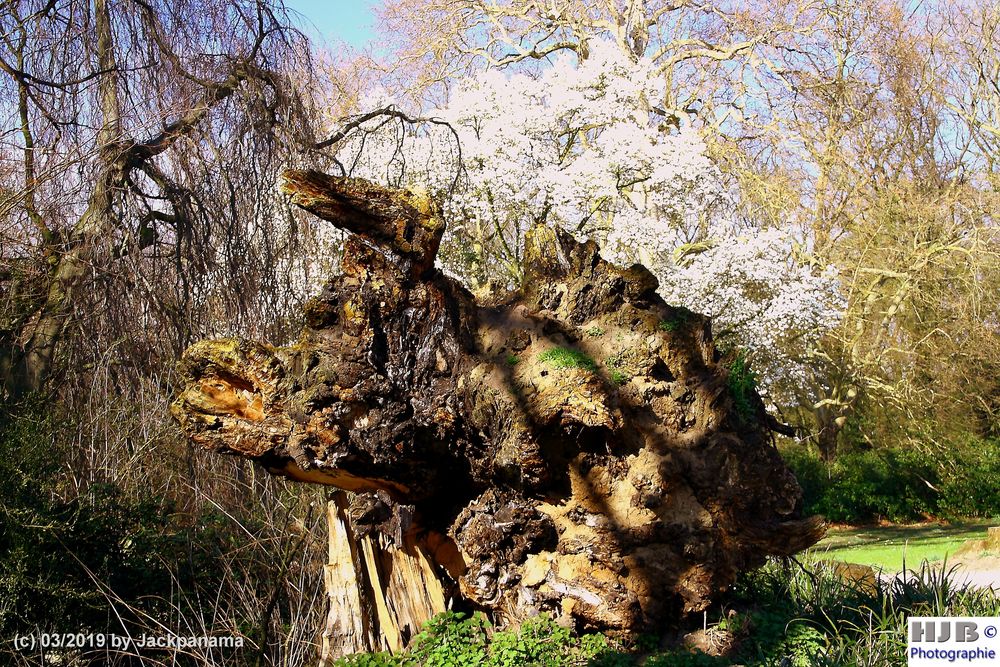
(766, 623, 827, 667)
(658, 308, 691, 333)
(408, 610, 490, 666)
(798, 448, 936, 523)
(0, 403, 182, 638)
(935, 437, 1000, 518)
(488, 615, 575, 667)
(506, 353, 520, 366)
(583, 635, 631, 666)
(729, 557, 999, 666)
(336, 562, 1000, 667)
(0, 402, 291, 665)
(630, 633, 660, 653)
(604, 353, 630, 385)
(781, 438, 1000, 523)
(334, 653, 400, 667)
(334, 612, 629, 667)
(537, 347, 598, 373)
(726, 350, 758, 421)
(333, 652, 400, 667)
(585, 326, 606, 337)
(778, 447, 828, 513)
(658, 319, 681, 332)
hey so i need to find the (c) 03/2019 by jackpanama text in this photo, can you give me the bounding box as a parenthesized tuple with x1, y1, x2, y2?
(12, 633, 245, 651)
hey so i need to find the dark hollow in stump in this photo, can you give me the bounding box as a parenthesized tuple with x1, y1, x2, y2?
(171, 169, 825, 654)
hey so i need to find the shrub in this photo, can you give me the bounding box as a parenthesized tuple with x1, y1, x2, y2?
(778, 447, 829, 514)
(334, 611, 631, 667)
(730, 557, 999, 666)
(937, 437, 1000, 518)
(334, 559, 1000, 667)
(781, 438, 1000, 523)
(825, 448, 938, 522)
(0, 403, 181, 639)
(781, 446, 937, 522)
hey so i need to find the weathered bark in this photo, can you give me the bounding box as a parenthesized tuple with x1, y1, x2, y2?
(172, 169, 824, 650)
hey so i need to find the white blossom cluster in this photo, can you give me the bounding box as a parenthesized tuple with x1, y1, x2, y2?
(338, 42, 725, 273)
(658, 229, 845, 402)
(331, 40, 846, 408)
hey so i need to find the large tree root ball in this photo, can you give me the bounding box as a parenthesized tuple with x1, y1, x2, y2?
(171, 169, 824, 650)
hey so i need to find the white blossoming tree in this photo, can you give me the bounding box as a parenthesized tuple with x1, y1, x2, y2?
(658, 230, 844, 406)
(328, 40, 844, 411)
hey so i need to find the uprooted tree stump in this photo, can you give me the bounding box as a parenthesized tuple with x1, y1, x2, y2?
(171, 169, 825, 659)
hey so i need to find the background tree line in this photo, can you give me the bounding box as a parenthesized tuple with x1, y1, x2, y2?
(0, 0, 997, 664)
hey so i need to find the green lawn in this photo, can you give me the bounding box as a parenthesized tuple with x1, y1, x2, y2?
(807, 520, 997, 571)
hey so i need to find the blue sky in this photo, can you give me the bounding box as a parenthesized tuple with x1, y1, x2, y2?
(284, 0, 378, 48)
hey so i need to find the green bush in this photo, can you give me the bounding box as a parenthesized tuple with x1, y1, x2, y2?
(0, 401, 352, 665)
(781, 446, 937, 522)
(0, 404, 186, 639)
(333, 558, 1000, 667)
(824, 448, 938, 522)
(645, 650, 730, 667)
(936, 438, 1000, 518)
(730, 557, 1000, 666)
(781, 438, 1000, 523)
(778, 447, 829, 514)
(333, 611, 628, 667)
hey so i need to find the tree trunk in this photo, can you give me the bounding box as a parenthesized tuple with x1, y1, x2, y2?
(172, 169, 825, 656)
(816, 412, 842, 462)
(11, 0, 123, 397)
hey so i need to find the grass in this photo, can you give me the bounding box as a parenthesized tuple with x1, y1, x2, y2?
(537, 347, 598, 372)
(609, 369, 629, 386)
(658, 318, 682, 332)
(728, 557, 1000, 666)
(810, 520, 996, 571)
(537, 345, 637, 386)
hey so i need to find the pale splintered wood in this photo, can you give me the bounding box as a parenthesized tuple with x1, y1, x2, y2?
(363, 533, 448, 652)
(319, 493, 376, 663)
(320, 493, 449, 661)
(359, 536, 400, 653)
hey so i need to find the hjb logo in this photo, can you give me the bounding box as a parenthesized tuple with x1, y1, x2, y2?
(911, 620, 980, 643)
